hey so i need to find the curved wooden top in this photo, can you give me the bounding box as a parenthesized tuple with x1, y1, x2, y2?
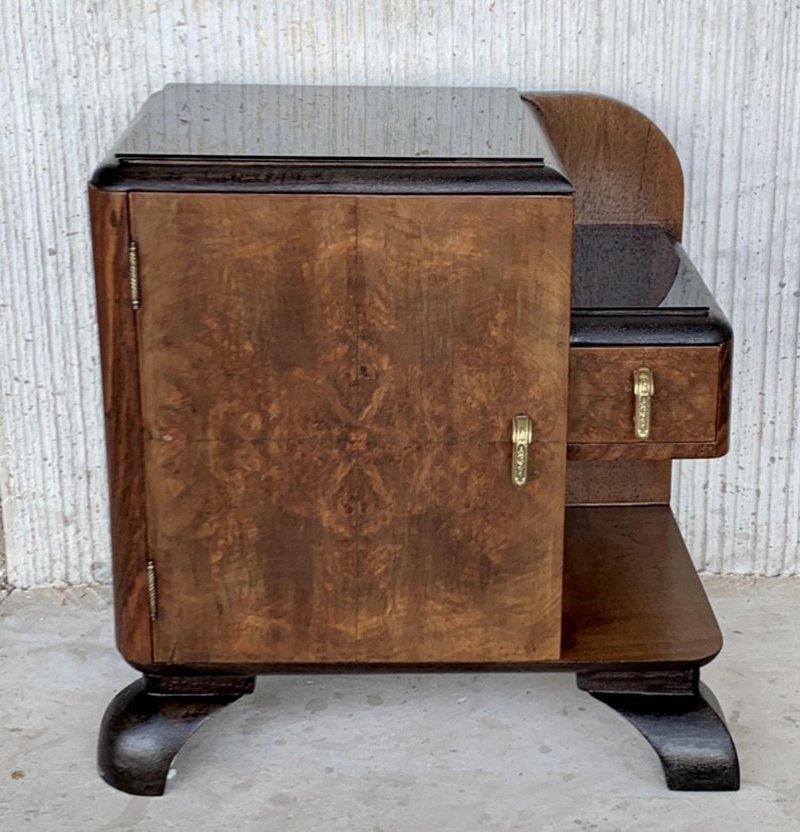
(524, 93, 684, 240)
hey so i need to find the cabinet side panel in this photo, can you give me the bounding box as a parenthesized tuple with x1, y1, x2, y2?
(715, 339, 733, 455)
(89, 186, 152, 664)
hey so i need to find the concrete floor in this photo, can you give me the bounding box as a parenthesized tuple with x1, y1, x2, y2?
(1, 579, 799, 831)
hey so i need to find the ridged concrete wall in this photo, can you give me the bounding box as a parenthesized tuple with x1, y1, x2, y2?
(1, 2, 798, 584)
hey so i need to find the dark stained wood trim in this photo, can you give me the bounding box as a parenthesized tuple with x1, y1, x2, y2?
(570, 313, 732, 348)
(89, 186, 152, 665)
(576, 669, 740, 790)
(98, 674, 255, 796)
(91, 159, 573, 195)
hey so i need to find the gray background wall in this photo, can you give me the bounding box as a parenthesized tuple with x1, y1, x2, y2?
(1, 1, 798, 585)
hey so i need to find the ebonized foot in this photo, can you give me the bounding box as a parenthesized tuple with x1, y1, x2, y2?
(576, 669, 739, 790)
(98, 674, 256, 795)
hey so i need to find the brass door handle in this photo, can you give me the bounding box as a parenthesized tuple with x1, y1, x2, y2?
(511, 414, 533, 487)
(633, 368, 655, 439)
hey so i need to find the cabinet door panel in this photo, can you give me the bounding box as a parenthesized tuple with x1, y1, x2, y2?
(132, 194, 357, 663)
(130, 192, 571, 664)
(354, 197, 572, 661)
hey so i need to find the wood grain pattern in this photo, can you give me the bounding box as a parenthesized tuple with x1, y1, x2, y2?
(118, 503, 722, 675)
(353, 196, 572, 660)
(130, 193, 572, 664)
(145, 439, 359, 663)
(714, 339, 733, 456)
(568, 346, 723, 457)
(131, 194, 358, 663)
(133, 194, 357, 444)
(89, 187, 152, 665)
(525, 92, 684, 239)
(566, 460, 672, 506)
(349, 441, 567, 662)
(562, 506, 722, 665)
(568, 442, 728, 462)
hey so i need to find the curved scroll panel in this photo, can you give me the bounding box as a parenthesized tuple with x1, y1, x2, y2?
(524, 93, 684, 240)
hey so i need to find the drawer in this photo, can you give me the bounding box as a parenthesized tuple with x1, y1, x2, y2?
(567, 345, 730, 459)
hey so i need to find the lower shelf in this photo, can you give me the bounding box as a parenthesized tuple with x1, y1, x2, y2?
(561, 505, 722, 667)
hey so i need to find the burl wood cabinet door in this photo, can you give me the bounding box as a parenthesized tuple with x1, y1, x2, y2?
(129, 192, 572, 665)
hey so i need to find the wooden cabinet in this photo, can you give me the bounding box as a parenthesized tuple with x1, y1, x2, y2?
(91, 85, 739, 796)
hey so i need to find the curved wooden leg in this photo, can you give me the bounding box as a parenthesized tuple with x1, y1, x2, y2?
(576, 669, 740, 791)
(98, 674, 256, 796)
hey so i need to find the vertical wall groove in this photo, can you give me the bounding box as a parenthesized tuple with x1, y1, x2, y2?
(1, 0, 798, 583)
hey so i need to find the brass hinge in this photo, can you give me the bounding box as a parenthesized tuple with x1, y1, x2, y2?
(146, 559, 158, 621)
(128, 241, 141, 310)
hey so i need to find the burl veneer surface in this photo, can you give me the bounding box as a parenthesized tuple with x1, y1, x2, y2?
(130, 193, 572, 665)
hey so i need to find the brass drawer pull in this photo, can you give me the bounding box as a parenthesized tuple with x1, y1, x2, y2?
(511, 414, 533, 486)
(633, 368, 655, 439)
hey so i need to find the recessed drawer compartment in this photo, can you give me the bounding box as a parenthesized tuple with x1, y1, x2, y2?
(567, 345, 730, 458)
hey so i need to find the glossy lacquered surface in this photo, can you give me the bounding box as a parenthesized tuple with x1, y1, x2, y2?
(113, 84, 554, 162)
(570, 225, 731, 346)
(93, 84, 572, 195)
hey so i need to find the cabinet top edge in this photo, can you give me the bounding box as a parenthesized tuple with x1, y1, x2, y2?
(89, 160, 574, 195)
(105, 84, 563, 166)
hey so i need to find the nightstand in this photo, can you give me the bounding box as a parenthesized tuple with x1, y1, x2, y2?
(89, 85, 738, 795)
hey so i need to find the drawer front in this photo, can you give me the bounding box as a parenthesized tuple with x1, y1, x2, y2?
(568, 345, 728, 457)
